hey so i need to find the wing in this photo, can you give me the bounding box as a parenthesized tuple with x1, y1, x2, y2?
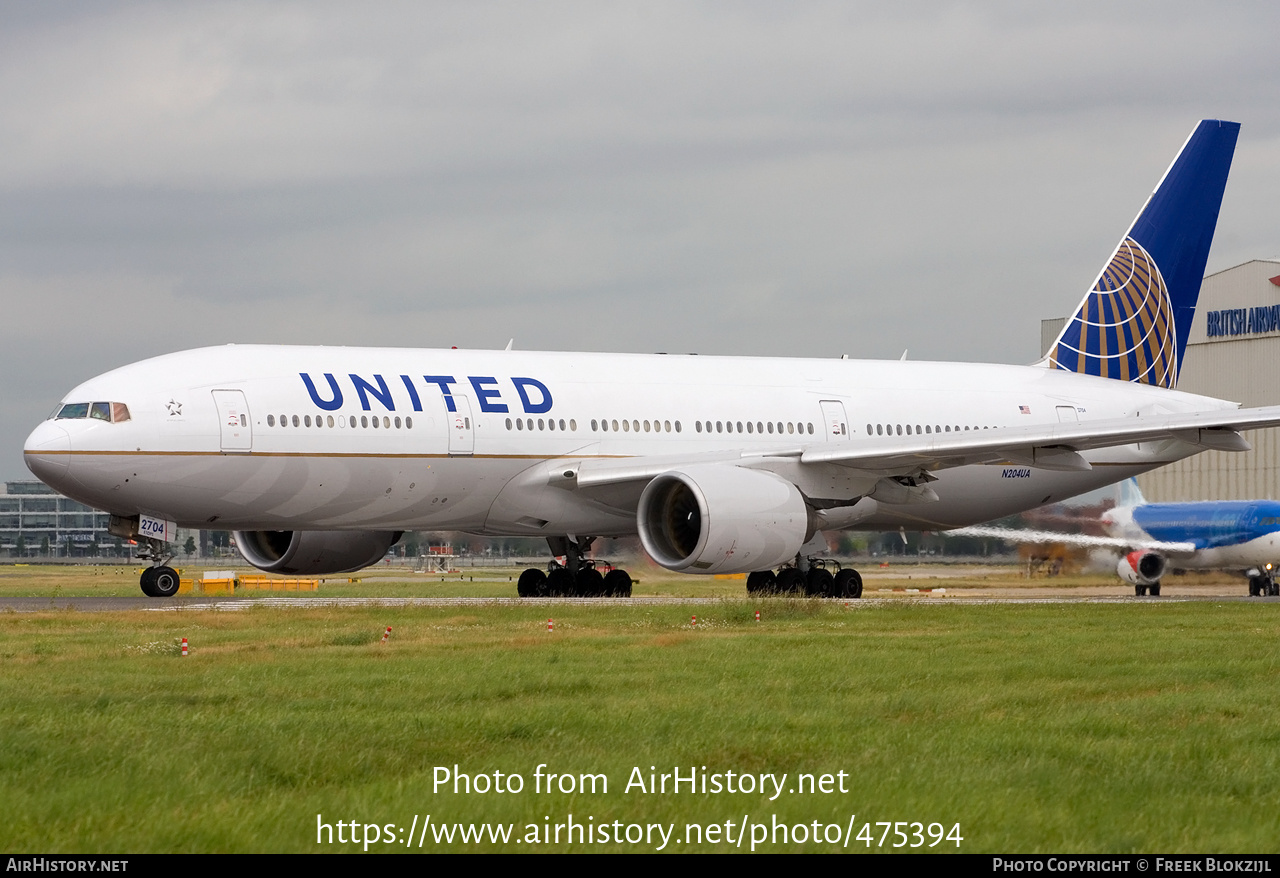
(564, 404, 1280, 496)
(945, 525, 1196, 554)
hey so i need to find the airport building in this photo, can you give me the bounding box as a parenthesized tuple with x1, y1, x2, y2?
(1043, 259, 1280, 502)
(0, 480, 118, 557)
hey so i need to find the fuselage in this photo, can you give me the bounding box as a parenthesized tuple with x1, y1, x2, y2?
(1104, 501, 1280, 570)
(23, 344, 1239, 539)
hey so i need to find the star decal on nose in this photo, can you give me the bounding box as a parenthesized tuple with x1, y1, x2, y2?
(166, 399, 183, 417)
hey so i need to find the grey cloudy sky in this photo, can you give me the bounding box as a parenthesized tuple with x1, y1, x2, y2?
(3, 1, 1278, 480)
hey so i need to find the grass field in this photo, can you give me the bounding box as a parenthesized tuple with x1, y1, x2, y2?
(2, 566, 1279, 853)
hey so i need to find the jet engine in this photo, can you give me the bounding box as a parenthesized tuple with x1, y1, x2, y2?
(637, 465, 810, 575)
(234, 530, 403, 575)
(1117, 550, 1166, 586)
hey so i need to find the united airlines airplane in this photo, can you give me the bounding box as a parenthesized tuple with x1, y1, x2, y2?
(23, 120, 1280, 598)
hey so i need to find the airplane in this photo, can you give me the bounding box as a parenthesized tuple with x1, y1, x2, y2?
(953, 481, 1280, 597)
(23, 119, 1280, 600)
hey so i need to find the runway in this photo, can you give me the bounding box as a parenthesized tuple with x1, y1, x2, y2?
(1, 592, 1276, 612)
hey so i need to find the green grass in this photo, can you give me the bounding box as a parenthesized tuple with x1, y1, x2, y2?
(2, 600, 1279, 852)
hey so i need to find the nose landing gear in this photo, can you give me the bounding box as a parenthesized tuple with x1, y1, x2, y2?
(136, 537, 181, 598)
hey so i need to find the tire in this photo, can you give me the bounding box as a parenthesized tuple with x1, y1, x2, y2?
(151, 566, 181, 597)
(603, 569, 632, 598)
(1135, 584, 1147, 597)
(1268, 580, 1279, 597)
(1148, 582, 1161, 597)
(517, 568, 546, 597)
(805, 567, 834, 597)
(834, 568, 863, 599)
(1249, 577, 1262, 597)
(140, 567, 159, 597)
(746, 570, 776, 594)
(776, 568, 805, 594)
(576, 567, 605, 597)
(545, 568, 574, 597)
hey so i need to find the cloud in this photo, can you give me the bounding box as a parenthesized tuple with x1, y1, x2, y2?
(3, 2, 1279, 478)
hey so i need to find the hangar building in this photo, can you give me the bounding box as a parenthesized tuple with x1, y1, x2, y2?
(1042, 259, 1280, 502)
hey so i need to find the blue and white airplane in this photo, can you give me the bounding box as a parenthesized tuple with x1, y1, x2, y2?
(23, 120, 1280, 598)
(957, 481, 1280, 597)
(1104, 482, 1280, 596)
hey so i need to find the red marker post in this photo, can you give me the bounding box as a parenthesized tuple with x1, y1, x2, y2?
(381, 626, 392, 643)
(547, 618, 554, 632)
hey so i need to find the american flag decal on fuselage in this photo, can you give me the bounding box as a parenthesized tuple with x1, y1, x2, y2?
(1047, 236, 1177, 389)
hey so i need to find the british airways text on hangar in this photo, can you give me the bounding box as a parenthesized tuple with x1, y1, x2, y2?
(300, 373, 554, 414)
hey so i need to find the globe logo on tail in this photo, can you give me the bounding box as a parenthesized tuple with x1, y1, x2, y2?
(1048, 237, 1177, 389)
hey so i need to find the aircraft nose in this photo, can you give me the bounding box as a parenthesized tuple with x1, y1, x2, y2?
(24, 421, 71, 487)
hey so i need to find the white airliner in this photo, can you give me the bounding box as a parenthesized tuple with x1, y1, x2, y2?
(23, 119, 1280, 598)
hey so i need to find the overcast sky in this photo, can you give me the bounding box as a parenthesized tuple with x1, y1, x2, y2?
(3, 2, 1278, 481)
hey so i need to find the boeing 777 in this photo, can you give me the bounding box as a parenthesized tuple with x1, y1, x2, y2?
(24, 119, 1280, 598)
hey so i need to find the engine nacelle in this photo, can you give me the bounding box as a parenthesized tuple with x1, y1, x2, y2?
(234, 530, 402, 575)
(1117, 550, 1166, 586)
(637, 465, 810, 575)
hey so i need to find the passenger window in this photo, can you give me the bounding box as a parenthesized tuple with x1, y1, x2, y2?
(328, 416, 335, 427)
(305, 415, 312, 427)
(674, 421, 681, 432)
(268, 415, 276, 427)
(240, 414, 248, 427)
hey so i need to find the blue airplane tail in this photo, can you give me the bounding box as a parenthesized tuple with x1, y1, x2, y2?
(1045, 120, 1239, 388)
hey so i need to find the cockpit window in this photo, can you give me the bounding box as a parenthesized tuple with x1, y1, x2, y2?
(56, 402, 131, 423)
(56, 403, 90, 420)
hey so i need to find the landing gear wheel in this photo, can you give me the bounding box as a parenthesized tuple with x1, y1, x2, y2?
(805, 567, 834, 597)
(833, 568, 863, 599)
(1135, 584, 1148, 597)
(1148, 582, 1161, 597)
(139, 567, 159, 597)
(776, 568, 804, 594)
(576, 567, 605, 597)
(545, 568, 574, 597)
(1268, 579, 1279, 597)
(151, 566, 180, 597)
(517, 568, 547, 597)
(603, 569, 632, 598)
(746, 571, 776, 595)
(1249, 576, 1263, 597)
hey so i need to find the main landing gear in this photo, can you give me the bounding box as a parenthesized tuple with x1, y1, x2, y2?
(1134, 582, 1162, 597)
(516, 537, 633, 598)
(1248, 572, 1279, 597)
(136, 537, 181, 598)
(746, 557, 863, 599)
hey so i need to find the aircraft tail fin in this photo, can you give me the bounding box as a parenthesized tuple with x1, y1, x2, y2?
(1115, 477, 1148, 508)
(1044, 120, 1239, 388)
